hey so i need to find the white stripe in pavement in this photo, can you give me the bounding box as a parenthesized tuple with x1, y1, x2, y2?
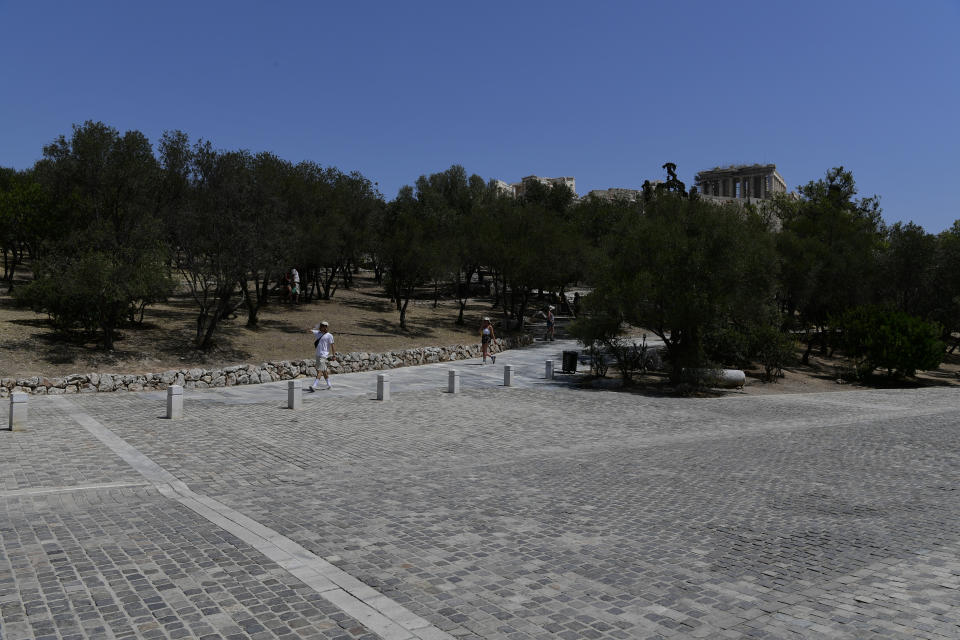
(47, 396, 452, 640)
(0, 481, 149, 498)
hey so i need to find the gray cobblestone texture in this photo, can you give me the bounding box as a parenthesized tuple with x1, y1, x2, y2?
(3, 343, 960, 639)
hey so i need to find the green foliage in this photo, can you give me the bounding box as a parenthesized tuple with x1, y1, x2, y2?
(378, 185, 440, 329)
(930, 220, 960, 345)
(17, 244, 170, 333)
(11, 120, 959, 388)
(482, 181, 581, 326)
(876, 221, 938, 317)
(411, 165, 487, 322)
(0, 168, 46, 288)
(578, 186, 779, 381)
(772, 167, 883, 360)
(749, 322, 796, 382)
(18, 121, 172, 349)
(838, 306, 944, 378)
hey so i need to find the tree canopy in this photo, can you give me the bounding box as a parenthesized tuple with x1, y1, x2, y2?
(2, 122, 958, 381)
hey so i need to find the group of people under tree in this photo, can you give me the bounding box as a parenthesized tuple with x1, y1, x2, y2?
(280, 267, 301, 304)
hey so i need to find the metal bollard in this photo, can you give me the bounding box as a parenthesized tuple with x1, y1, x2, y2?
(377, 374, 390, 401)
(287, 379, 302, 409)
(8, 392, 27, 430)
(166, 385, 183, 419)
(503, 365, 513, 387)
(447, 369, 460, 394)
(545, 360, 555, 380)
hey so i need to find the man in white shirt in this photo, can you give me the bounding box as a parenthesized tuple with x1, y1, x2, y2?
(307, 321, 336, 391)
(291, 268, 301, 304)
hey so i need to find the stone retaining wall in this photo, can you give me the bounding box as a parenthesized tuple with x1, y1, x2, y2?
(0, 336, 533, 397)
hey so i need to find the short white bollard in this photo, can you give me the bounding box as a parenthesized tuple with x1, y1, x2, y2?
(287, 380, 302, 409)
(545, 360, 555, 380)
(504, 365, 513, 387)
(8, 392, 27, 430)
(166, 385, 183, 419)
(377, 374, 390, 401)
(447, 369, 460, 394)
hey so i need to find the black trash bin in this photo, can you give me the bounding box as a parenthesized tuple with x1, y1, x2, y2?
(562, 350, 578, 374)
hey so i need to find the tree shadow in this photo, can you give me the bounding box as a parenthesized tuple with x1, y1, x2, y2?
(355, 318, 438, 339)
(336, 296, 395, 314)
(8, 317, 51, 328)
(572, 375, 732, 398)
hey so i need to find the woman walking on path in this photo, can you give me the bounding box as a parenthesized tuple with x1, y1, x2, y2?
(480, 317, 497, 365)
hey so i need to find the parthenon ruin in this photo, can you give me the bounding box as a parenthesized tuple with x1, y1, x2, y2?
(694, 163, 787, 201)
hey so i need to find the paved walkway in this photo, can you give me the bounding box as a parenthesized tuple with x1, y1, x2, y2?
(174, 339, 602, 405)
(3, 338, 960, 639)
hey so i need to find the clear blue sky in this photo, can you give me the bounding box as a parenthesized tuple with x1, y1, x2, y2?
(2, 1, 958, 232)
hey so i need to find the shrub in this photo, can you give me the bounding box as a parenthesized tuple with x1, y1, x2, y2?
(750, 324, 796, 382)
(838, 306, 944, 378)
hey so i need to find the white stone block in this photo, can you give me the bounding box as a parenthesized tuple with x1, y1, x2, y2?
(166, 385, 183, 419)
(8, 392, 27, 430)
(504, 365, 513, 387)
(545, 360, 555, 380)
(287, 379, 302, 409)
(377, 374, 390, 401)
(447, 369, 460, 394)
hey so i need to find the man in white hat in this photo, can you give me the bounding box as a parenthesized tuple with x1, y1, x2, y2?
(546, 305, 555, 341)
(307, 321, 336, 391)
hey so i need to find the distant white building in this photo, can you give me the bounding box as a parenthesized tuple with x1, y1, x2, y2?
(492, 179, 515, 197)
(586, 187, 644, 202)
(495, 175, 577, 198)
(694, 163, 787, 202)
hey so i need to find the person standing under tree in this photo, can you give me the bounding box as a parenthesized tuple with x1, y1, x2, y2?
(307, 321, 336, 391)
(480, 317, 497, 364)
(546, 305, 555, 341)
(291, 267, 300, 304)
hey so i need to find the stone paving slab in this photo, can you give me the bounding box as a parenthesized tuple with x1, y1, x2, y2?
(0, 485, 378, 640)
(3, 339, 960, 639)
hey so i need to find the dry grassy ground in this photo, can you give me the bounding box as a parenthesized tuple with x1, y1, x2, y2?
(1, 269, 958, 395)
(0, 273, 496, 378)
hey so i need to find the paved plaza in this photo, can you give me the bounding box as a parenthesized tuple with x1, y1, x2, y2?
(3, 339, 960, 640)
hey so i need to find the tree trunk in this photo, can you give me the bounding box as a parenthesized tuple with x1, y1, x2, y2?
(199, 293, 233, 350)
(802, 338, 813, 366)
(101, 318, 115, 350)
(321, 266, 339, 300)
(399, 295, 410, 329)
(517, 289, 529, 329)
(240, 280, 259, 327)
(195, 305, 209, 343)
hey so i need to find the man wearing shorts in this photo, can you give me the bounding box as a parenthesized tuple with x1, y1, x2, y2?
(308, 321, 336, 391)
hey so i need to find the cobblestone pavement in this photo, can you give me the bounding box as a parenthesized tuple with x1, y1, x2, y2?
(3, 340, 960, 639)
